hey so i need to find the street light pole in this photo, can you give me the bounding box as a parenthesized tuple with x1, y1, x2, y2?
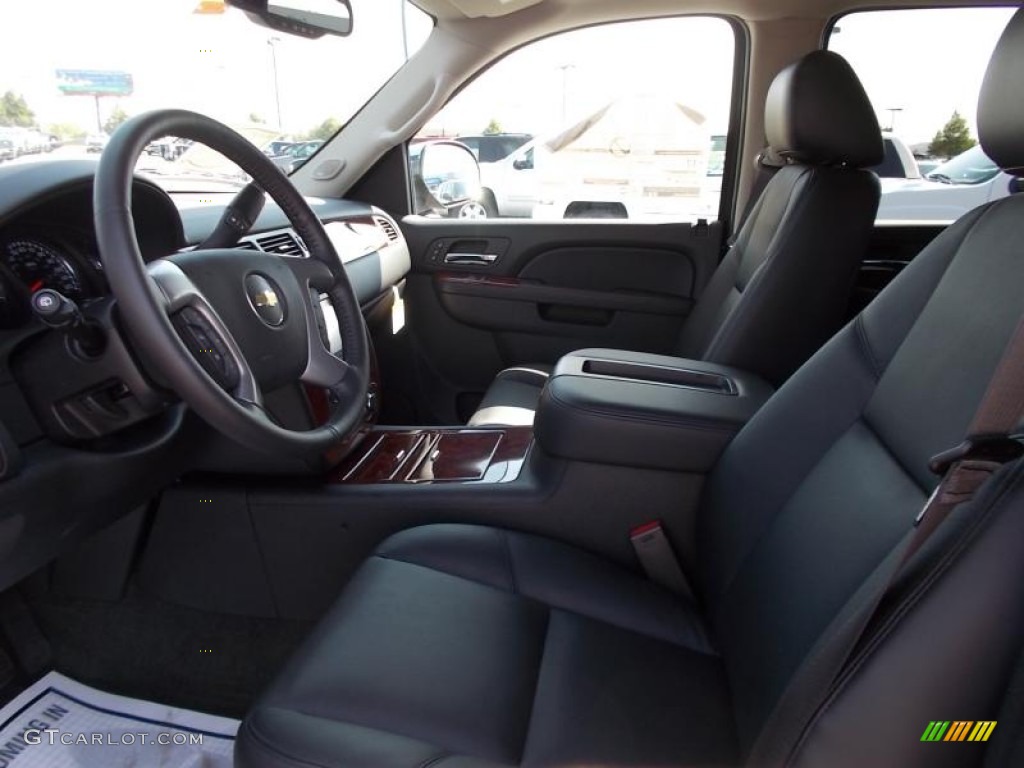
(267, 37, 283, 130)
(885, 107, 903, 134)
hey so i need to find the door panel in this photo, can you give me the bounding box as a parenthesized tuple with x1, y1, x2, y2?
(400, 218, 724, 423)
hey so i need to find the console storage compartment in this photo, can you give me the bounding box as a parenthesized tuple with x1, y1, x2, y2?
(329, 427, 532, 484)
(535, 349, 773, 472)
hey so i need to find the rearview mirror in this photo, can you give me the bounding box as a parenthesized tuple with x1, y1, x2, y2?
(229, 0, 352, 38)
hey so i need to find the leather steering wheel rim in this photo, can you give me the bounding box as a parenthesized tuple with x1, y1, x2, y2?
(94, 109, 370, 465)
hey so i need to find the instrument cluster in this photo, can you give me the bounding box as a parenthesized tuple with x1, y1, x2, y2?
(0, 233, 103, 329)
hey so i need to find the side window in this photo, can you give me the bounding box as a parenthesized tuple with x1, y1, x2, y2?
(411, 16, 736, 221)
(827, 8, 1017, 223)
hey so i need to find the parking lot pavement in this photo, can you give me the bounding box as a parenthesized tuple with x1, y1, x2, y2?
(2, 144, 90, 165)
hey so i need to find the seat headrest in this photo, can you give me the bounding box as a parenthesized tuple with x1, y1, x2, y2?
(978, 8, 1024, 176)
(764, 50, 882, 168)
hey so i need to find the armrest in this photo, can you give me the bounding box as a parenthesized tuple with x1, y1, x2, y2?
(535, 349, 773, 472)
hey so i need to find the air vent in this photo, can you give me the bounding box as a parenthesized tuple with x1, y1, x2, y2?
(373, 215, 400, 243)
(239, 229, 307, 256)
(235, 240, 259, 251)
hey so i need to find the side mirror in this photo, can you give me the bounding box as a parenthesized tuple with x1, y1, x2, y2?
(229, 0, 352, 39)
(410, 141, 481, 217)
(512, 153, 533, 171)
(1010, 176, 1023, 195)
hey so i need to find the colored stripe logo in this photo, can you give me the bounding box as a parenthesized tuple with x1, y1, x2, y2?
(921, 721, 997, 742)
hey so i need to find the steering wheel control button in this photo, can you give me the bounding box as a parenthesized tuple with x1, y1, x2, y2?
(245, 273, 285, 327)
(173, 306, 240, 391)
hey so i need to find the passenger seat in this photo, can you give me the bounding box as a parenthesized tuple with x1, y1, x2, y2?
(470, 50, 882, 426)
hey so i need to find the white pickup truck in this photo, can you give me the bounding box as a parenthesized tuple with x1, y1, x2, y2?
(475, 96, 717, 221)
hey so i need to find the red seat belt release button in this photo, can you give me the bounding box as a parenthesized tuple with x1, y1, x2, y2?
(630, 521, 694, 600)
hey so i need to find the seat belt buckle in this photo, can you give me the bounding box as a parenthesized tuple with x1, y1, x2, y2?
(630, 521, 694, 600)
(918, 435, 1024, 527)
(927, 435, 1024, 477)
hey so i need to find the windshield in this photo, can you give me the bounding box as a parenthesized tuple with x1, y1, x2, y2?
(0, 0, 432, 192)
(927, 145, 1000, 185)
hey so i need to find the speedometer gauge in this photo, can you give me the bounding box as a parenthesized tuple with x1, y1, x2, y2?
(2, 238, 85, 299)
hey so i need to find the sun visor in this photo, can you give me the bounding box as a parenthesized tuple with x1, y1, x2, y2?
(446, 0, 545, 18)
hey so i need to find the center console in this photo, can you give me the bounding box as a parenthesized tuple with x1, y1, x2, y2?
(327, 427, 532, 484)
(137, 347, 775, 622)
(534, 348, 774, 473)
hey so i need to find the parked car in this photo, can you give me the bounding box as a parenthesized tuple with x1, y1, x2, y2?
(85, 133, 109, 153)
(474, 111, 724, 220)
(263, 139, 295, 157)
(3, 127, 45, 156)
(876, 144, 1017, 221)
(145, 137, 192, 161)
(270, 139, 324, 172)
(0, 128, 20, 160)
(472, 139, 539, 217)
(868, 133, 921, 179)
(455, 133, 532, 163)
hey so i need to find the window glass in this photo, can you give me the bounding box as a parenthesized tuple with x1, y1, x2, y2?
(828, 8, 1016, 222)
(411, 17, 736, 222)
(0, 0, 432, 193)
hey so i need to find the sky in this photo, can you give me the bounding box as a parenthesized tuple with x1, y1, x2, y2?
(0, 0, 431, 137)
(829, 7, 1016, 145)
(424, 16, 736, 139)
(0, 2, 1015, 147)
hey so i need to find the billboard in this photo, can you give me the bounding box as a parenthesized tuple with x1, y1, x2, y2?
(56, 70, 134, 96)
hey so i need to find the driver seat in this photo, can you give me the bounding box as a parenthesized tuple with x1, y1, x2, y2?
(235, 13, 1024, 768)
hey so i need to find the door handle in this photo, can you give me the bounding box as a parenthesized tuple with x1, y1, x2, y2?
(444, 253, 499, 266)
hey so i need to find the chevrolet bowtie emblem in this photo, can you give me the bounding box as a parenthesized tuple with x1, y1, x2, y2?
(252, 289, 279, 308)
(245, 274, 285, 326)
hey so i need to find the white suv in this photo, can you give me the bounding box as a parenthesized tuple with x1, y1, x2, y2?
(876, 144, 1017, 222)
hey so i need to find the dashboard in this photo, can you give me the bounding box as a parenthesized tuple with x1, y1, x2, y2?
(0, 158, 411, 591)
(0, 163, 409, 332)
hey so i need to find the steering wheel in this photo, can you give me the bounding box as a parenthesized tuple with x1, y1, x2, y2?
(94, 110, 370, 465)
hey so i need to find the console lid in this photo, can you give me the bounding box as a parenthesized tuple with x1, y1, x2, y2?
(535, 349, 773, 472)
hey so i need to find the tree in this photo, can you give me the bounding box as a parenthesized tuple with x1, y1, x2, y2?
(48, 123, 87, 141)
(303, 117, 342, 142)
(103, 106, 129, 135)
(928, 111, 977, 159)
(483, 118, 502, 135)
(0, 91, 35, 127)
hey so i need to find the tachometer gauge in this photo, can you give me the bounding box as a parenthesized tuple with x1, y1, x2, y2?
(2, 238, 85, 300)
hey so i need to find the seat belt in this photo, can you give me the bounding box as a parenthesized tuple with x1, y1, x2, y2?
(983, 641, 1024, 767)
(748, 315, 1024, 767)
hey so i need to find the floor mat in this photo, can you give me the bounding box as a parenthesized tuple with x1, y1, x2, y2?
(0, 671, 238, 767)
(25, 586, 313, 718)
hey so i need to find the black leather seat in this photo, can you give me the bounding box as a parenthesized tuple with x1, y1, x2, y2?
(236, 14, 1024, 768)
(470, 49, 882, 427)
